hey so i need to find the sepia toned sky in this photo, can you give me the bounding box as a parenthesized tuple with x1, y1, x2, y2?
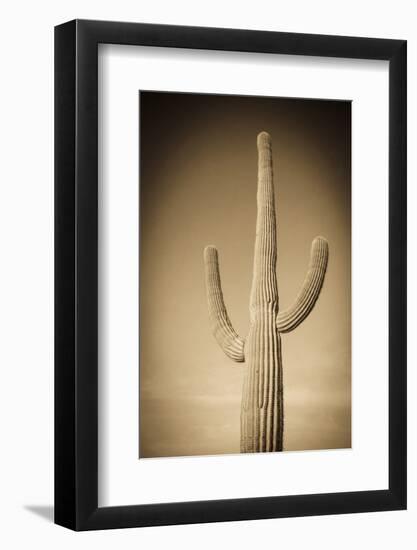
(139, 91, 351, 458)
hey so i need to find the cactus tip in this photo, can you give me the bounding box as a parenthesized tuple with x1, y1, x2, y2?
(312, 236, 329, 248)
(204, 245, 218, 260)
(257, 131, 271, 149)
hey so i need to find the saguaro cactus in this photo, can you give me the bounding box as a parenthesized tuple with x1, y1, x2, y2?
(204, 132, 329, 453)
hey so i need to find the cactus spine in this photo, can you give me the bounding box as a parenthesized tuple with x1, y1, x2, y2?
(204, 132, 329, 453)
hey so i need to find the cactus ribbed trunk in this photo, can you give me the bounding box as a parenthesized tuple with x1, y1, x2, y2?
(249, 132, 279, 316)
(241, 314, 283, 452)
(242, 132, 282, 453)
(203, 131, 329, 453)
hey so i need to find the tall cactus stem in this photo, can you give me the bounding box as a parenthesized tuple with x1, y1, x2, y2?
(249, 132, 279, 318)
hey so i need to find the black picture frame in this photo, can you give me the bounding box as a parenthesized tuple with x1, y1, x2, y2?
(55, 19, 407, 531)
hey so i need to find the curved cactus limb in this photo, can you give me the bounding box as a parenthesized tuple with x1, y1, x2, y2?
(204, 245, 245, 362)
(276, 236, 329, 333)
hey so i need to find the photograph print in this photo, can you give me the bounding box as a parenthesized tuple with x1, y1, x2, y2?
(139, 91, 351, 459)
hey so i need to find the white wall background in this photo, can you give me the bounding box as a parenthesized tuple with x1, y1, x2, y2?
(0, 1, 414, 548)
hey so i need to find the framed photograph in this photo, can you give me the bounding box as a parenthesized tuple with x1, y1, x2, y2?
(55, 19, 406, 530)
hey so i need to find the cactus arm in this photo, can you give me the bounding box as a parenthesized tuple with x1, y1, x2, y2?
(276, 236, 329, 333)
(204, 245, 245, 362)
